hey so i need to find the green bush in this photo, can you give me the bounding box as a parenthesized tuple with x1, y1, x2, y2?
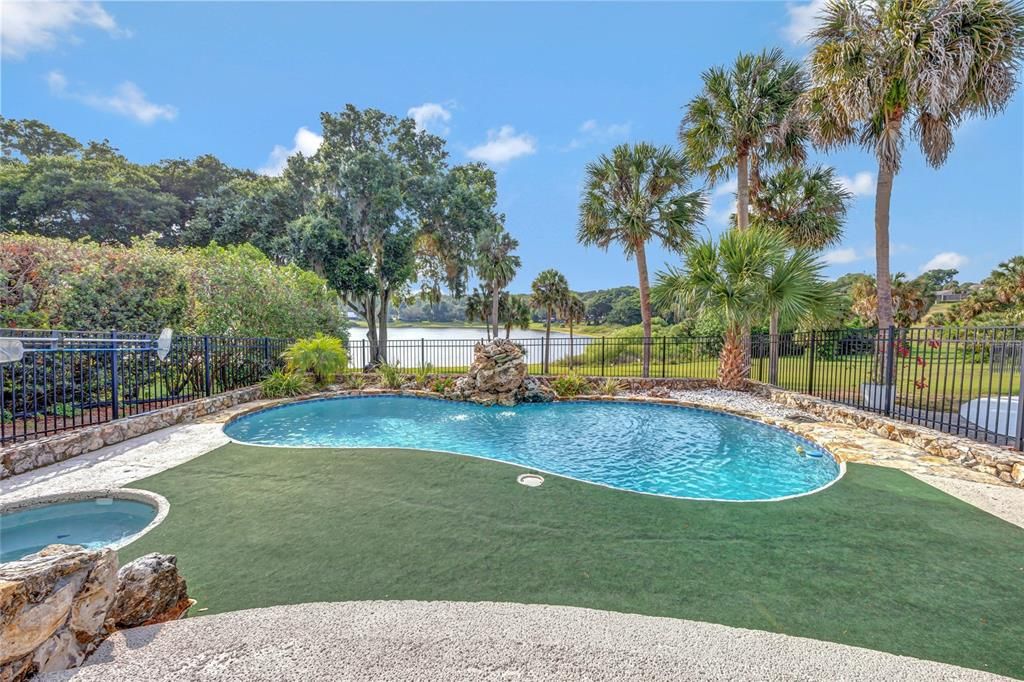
(551, 373, 590, 398)
(432, 376, 455, 393)
(345, 374, 367, 390)
(413, 363, 433, 389)
(376, 362, 404, 389)
(0, 234, 346, 337)
(284, 334, 348, 386)
(260, 369, 312, 398)
(599, 378, 622, 396)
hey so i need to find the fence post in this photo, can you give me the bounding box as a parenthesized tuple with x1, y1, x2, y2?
(883, 326, 896, 417)
(807, 331, 817, 395)
(263, 337, 270, 369)
(1016, 337, 1024, 450)
(600, 337, 606, 377)
(420, 338, 426, 369)
(202, 336, 212, 397)
(661, 337, 667, 378)
(110, 331, 120, 421)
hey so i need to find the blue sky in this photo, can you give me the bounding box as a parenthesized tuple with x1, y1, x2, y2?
(2, 1, 1022, 293)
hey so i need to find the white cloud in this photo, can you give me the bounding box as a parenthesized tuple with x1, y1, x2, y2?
(838, 171, 875, 197)
(407, 102, 452, 134)
(783, 0, 828, 45)
(259, 126, 323, 176)
(1, 0, 124, 58)
(706, 178, 738, 226)
(920, 252, 968, 272)
(46, 70, 177, 124)
(466, 125, 536, 165)
(568, 119, 632, 149)
(822, 248, 861, 265)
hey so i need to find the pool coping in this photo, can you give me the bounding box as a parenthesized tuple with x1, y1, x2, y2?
(0, 487, 171, 557)
(219, 393, 847, 504)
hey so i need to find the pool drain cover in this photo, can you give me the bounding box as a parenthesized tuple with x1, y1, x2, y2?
(517, 473, 544, 488)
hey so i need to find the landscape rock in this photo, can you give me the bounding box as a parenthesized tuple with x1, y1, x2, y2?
(445, 340, 553, 406)
(108, 554, 189, 629)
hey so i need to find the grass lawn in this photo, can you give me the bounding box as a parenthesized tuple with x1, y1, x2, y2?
(121, 445, 1024, 678)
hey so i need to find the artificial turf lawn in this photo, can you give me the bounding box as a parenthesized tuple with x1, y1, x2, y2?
(121, 445, 1024, 678)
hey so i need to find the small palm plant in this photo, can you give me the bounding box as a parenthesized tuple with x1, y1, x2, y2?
(475, 225, 522, 339)
(260, 369, 312, 399)
(530, 269, 570, 373)
(283, 334, 348, 387)
(499, 293, 532, 339)
(652, 229, 834, 390)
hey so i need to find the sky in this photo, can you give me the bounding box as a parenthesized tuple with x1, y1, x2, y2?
(2, 0, 1022, 294)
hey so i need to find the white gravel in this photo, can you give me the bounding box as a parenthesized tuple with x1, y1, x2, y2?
(911, 473, 1024, 528)
(43, 601, 1012, 681)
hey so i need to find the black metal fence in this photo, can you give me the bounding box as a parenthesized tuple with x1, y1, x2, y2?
(352, 326, 1022, 450)
(4, 325, 1021, 451)
(0, 329, 290, 445)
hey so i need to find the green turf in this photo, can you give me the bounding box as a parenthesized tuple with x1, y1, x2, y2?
(121, 445, 1024, 678)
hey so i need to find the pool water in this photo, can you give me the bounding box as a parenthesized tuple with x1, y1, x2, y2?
(1, 499, 157, 563)
(225, 396, 841, 501)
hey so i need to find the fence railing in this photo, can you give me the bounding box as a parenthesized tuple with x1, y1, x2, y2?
(350, 325, 1023, 450)
(4, 326, 1021, 451)
(0, 329, 290, 445)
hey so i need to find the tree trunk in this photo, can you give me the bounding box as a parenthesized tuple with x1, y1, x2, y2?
(735, 151, 753, 375)
(490, 287, 500, 341)
(568, 320, 574, 369)
(768, 309, 780, 385)
(635, 241, 653, 378)
(544, 308, 552, 374)
(719, 325, 746, 390)
(874, 163, 895, 331)
(736, 151, 750, 231)
(376, 292, 389, 365)
(364, 295, 379, 370)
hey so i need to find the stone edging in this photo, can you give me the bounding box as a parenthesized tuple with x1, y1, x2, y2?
(1, 387, 262, 480)
(752, 385, 1024, 487)
(0, 488, 170, 553)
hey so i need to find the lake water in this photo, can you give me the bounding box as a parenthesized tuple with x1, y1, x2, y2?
(348, 326, 595, 369)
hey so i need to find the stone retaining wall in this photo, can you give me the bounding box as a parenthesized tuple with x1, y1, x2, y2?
(1, 387, 261, 480)
(755, 385, 1024, 487)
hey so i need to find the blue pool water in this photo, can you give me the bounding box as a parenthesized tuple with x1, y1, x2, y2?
(225, 396, 841, 501)
(1, 499, 156, 563)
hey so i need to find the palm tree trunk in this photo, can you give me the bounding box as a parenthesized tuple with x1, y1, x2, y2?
(544, 308, 552, 373)
(736, 151, 752, 376)
(490, 287, 500, 340)
(635, 241, 653, 378)
(768, 309, 780, 385)
(719, 325, 746, 390)
(736, 151, 750, 231)
(874, 164, 895, 331)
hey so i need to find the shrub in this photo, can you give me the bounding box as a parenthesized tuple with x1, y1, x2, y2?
(345, 374, 367, 390)
(599, 378, 623, 396)
(551, 372, 589, 398)
(432, 376, 455, 393)
(260, 369, 311, 398)
(284, 334, 348, 386)
(413, 363, 433, 389)
(376, 362, 404, 389)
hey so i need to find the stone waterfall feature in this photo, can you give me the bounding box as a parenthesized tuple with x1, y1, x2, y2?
(445, 339, 554, 406)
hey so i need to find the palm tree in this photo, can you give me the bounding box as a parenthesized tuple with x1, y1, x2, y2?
(464, 289, 490, 336)
(651, 229, 833, 390)
(751, 164, 851, 382)
(851, 274, 929, 328)
(681, 48, 808, 231)
(530, 269, 569, 373)
(560, 293, 586, 368)
(475, 226, 521, 339)
(578, 143, 705, 377)
(805, 0, 1024, 331)
(499, 293, 532, 339)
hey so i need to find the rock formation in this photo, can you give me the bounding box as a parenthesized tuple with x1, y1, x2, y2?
(0, 545, 189, 681)
(445, 339, 554, 406)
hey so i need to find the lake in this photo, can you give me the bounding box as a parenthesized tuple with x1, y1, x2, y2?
(348, 325, 595, 369)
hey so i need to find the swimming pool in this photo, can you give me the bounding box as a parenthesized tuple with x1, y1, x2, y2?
(1, 497, 158, 563)
(225, 396, 841, 501)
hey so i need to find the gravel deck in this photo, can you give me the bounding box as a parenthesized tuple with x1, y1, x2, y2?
(44, 601, 1013, 681)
